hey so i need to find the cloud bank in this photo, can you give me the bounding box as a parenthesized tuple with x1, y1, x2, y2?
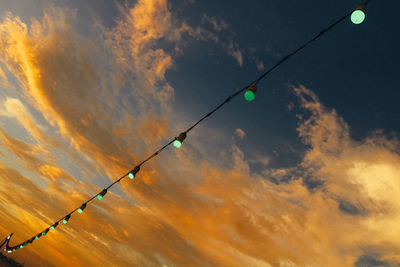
(0, 1, 399, 267)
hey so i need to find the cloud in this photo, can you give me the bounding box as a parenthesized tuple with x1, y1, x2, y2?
(0, 2, 399, 267)
(201, 15, 229, 32)
(256, 60, 264, 71)
(234, 128, 246, 139)
(0, 97, 62, 150)
(225, 40, 243, 67)
(292, 85, 400, 263)
(0, 66, 9, 87)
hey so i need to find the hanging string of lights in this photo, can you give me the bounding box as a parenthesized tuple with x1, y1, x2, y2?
(2, 1, 372, 254)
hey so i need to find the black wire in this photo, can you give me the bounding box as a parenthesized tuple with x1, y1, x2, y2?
(5, 0, 374, 252)
(138, 139, 175, 166)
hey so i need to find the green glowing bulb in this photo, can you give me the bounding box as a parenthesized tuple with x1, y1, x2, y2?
(35, 236, 39, 240)
(351, 9, 365, 24)
(173, 140, 182, 148)
(63, 219, 68, 224)
(20, 245, 23, 249)
(97, 194, 103, 200)
(78, 208, 83, 214)
(51, 226, 55, 230)
(128, 172, 135, 179)
(244, 90, 255, 101)
(42, 232, 46, 236)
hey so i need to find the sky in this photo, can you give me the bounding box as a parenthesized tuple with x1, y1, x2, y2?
(0, 0, 399, 266)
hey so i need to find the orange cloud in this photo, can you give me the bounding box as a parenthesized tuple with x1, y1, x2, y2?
(0, 2, 399, 267)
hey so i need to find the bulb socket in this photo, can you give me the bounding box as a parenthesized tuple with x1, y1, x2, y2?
(355, 4, 366, 12)
(247, 84, 257, 93)
(176, 132, 187, 143)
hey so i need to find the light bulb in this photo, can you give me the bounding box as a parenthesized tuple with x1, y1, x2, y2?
(78, 204, 87, 214)
(97, 189, 107, 200)
(351, 5, 366, 24)
(128, 166, 140, 179)
(244, 84, 257, 102)
(174, 133, 186, 148)
(63, 215, 71, 224)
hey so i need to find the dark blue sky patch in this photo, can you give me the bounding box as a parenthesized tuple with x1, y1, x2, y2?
(338, 200, 365, 216)
(354, 254, 394, 267)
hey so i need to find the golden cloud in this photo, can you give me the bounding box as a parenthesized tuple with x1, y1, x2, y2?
(0, 2, 399, 267)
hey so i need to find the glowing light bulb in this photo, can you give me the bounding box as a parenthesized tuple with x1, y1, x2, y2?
(128, 166, 140, 179)
(351, 5, 366, 24)
(173, 140, 182, 148)
(42, 228, 50, 236)
(78, 204, 87, 214)
(244, 84, 257, 102)
(51, 222, 59, 230)
(244, 90, 255, 101)
(63, 215, 71, 224)
(174, 133, 186, 148)
(97, 189, 107, 200)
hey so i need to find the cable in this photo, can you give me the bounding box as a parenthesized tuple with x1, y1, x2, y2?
(3, 0, 373, 253)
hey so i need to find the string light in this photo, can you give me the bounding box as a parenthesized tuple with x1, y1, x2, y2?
(97, 189, 107, 200)
(51, 222, 59, 230)
(128, 166, 140, 179)
(351, 5, 366, 24)
(63, 215, 71, 224)
(173, 133, 186, 148)
(78, 204, 87, 214)
(244, 84, 257, 101)
(42, 228, 50, 236)
(3, 0, 374, 254)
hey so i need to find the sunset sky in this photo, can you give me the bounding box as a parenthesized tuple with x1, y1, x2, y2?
(1, 0, 400, 266)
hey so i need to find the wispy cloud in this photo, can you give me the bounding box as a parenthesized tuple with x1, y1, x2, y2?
(225, 40, 243, 67)
(201, 14, 229, 32)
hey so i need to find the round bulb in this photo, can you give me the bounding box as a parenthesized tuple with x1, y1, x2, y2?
(35, 237, 39, 240)
(173, 140, 182, 148)
(351, 9, 365, 24)
(63, 219, 68, 224)
(42, 232, 46, 236)
(51, 226, 55, 230)
(97, 194, 103, 200)
(78, 208, 83, 214)
(128, 172, 135, 179)
(20, 245, 23, 249)
(244, 90, 255, 101)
